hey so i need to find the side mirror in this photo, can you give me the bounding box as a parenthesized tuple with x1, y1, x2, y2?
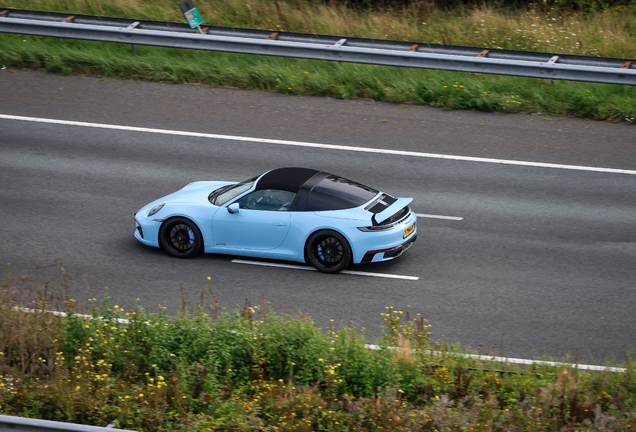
(227, 203, 240, 214)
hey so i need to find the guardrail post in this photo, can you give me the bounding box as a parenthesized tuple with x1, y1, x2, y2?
(126, 21, 141, 55)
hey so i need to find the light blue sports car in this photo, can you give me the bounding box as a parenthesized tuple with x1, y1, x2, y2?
(134, 167, 417, 273)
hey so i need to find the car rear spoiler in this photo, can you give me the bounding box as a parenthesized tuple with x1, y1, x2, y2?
(371, 197, 413, 226)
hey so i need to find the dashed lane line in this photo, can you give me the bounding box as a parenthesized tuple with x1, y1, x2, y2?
(231, 259, 420, 280)
(416, 213, 463, 221)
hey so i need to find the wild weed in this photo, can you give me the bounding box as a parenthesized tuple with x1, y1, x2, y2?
(1, 265, 636, 430)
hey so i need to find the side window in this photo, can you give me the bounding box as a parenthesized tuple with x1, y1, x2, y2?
(236, 189, 296, 211)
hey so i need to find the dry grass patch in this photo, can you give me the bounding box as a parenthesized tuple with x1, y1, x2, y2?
(4, 0, 635, 58)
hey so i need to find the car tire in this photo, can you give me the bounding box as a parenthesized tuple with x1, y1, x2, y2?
(305, 230, 351, 274)
(160, 217, 202, 258)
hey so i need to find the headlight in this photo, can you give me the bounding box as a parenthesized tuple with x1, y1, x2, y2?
(148, 203, 165, 217)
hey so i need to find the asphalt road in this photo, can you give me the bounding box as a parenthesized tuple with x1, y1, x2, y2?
(1, 69, 635, 363)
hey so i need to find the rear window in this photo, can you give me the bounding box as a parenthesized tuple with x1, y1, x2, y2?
(305, 175, 378, 211)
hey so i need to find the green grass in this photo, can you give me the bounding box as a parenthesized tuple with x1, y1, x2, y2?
(2, 265, 636, 431)
(1, 0, 635, 123)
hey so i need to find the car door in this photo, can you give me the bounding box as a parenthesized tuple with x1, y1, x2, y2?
(211, 189, 294, 250)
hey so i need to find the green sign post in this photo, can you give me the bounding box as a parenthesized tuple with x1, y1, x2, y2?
(179, 0, 204, 32)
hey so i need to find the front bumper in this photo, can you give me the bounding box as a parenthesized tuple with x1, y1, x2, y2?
(135, 218, 144, 239)
(134, 214, 161, 248)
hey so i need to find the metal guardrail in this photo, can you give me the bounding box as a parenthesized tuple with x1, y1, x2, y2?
(0, 8, 634, 85)
(0, 415, 136, 432)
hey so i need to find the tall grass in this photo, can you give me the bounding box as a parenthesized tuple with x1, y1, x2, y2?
(1, 1, 635, 122)
(4, 0, 636, 58)
(1, 264, 636, 431)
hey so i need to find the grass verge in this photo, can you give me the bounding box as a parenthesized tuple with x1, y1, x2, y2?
(0, 1, 635, 123)
(1, 264, 635, 431)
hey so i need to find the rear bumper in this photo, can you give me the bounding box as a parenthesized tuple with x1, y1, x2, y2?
(361, 233, 417, 263)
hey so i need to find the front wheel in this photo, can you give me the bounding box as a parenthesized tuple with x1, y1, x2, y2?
(305, 230, 351, 274)
(160, 217, 202, 258)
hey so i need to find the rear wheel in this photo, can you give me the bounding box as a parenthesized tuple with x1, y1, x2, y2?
(305, 230, 351, 274)
(160, 217, 202, 258)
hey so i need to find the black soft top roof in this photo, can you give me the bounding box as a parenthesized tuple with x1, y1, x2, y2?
(254, 167, 381, 212)
(255, 167, 321, 193)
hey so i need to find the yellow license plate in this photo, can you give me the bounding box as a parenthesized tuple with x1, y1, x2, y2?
(403, 224, 415, 238)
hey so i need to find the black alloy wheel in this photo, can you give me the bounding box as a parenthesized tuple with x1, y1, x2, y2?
(160, 217, 202, 258)
(305, 230, 351, 274)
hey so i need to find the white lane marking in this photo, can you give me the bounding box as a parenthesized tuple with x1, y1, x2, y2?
(231, 259, 419, 280)
(18, 306, 626, 372)
(2, 114, 636, 175)
(416, 213, 463, 221)
(340, 270, 418, 280)
(364, 344, 626, 373)
(459, 353, 627, 373)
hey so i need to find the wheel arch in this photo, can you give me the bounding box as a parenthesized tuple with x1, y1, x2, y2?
(302, 227, 353, 265)
(158, 215, 206, 251)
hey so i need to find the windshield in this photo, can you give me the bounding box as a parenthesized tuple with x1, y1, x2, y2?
(214, 176, 258, 206)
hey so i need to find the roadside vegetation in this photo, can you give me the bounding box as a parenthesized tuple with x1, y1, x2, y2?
(1, 264, 635, 431)
(0, 0, 635, 123)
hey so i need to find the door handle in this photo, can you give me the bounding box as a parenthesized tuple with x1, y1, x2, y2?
(275, 223, 287, 227)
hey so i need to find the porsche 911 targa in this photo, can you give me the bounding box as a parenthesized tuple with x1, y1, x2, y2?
(134, 167, 416, 273)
